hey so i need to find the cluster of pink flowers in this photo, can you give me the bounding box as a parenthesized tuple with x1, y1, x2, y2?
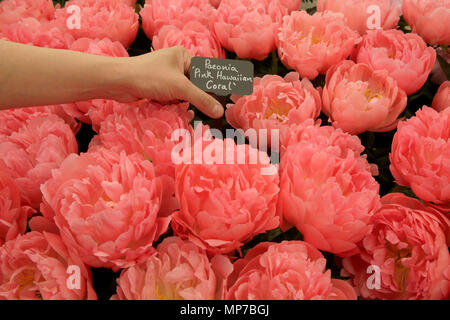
(0, 0, 449, 301)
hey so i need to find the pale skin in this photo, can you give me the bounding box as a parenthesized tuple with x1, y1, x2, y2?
(0, 40, 224, 118)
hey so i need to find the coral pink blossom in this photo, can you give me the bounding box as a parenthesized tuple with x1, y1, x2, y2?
(227, 241, 357, 300)
(355, 29, 436, 95)
(226, 72, 321, 148)
(278, 119, 369, 159)
(114, 237, 233, 300)
(322, 60, 407, 134)
(89, 101, 194, 217)
(0, 115, 78, 210)
(390, 106, 450, 206)
(172, 132, 280, 255)
(277, 11, 360, 80)
(342, 193, 450, 300)
(213, 0, 279, 60)
(55, 0, 139, 47)
(403, 0, 450, 46)
(40, 149, 169, 271)
(152, 22, 225, 58)
(140, 0, 213, 39)
(0, 18, 73, 49)
(278, 124, 381, 256)
(0, 0, 56, 32)
(0, 231, 96, 300)
(0, 105, 79, 135)
(432, 81, 450, 112)
(0, 167, 32, 245)
(317, 0, 401, 35)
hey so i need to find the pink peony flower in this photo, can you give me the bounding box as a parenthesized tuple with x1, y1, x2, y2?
(54, 0, 139, 47)
(0, 167, 32, 245)
(278, 119, 370, 160)
(277, 11, 361, 80)
(114, 237, 233, 300)
(322, 60, 407, 134)
(0, 0, 56, 32)
(0, 231, 96, 300)
(278, 123, 381, 256)
(213, 0, 279, 60)
(226, 72, 322, 148)
(0, 115, 78, 210)
(432, 81, 450, 112)
(0, 105, 80, 135)
(355, 29, 436, 95)
(0, 18, 73, 49)
(342, 193, 450, 300)
(89, 101, 194, 217)
(226, 241, 357, 300)
(152, 21, 225, 58)
(402, 0, 450, 46)
(317, 0, 401, 35)
(390, 106, 450, 206)
(172, 130, 280, 255)
(40, 148, 169, 271)
(140, 0, 213, 39)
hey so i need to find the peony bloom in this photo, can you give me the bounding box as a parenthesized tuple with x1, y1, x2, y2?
(278, 119, 369, 159)
(0, 115, 78, 210)
(54, 0, 139, 47)
(0, 105, 79, 135)
(0, 0, 56, 32)
(226, 72, 322, 148)
(172, 131, 280, 255)
(355, 29, 436, 95)
(342, 193, 450, 300)
(322, 60, 407, 134)
(227, 241, 357, 300)
(140, 0, 213, 39)
(89, 101, 194, 217)
(0, 167, 32, 245)
(213, 0, 279, 60)
(390, 106, 450, 206)
(0, 231, 96, 300)
(40, 149, 169, 271)
(152, 21, 225, 58)
(317, 0, 401, 35)
(114, 237, 233, 300)
(402, 0, 450, 46)
(277, 11, 361, 80)
(432, 81, 450, 112)
(278, 123, 381, 256)
(0, 18, 73, 49)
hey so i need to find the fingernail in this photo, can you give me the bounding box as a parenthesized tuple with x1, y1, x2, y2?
(212, 104, 223, 118)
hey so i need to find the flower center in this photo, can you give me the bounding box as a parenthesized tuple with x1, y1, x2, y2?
(364, 89, 381, 102)
(265, 99, 290, 122)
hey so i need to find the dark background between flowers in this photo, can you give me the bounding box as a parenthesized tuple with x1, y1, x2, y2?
(2, 0, 446, 299)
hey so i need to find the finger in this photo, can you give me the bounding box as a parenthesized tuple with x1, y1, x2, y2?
(178, 77, 224, 119)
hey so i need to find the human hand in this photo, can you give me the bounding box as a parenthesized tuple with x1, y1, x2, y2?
(111, 46, 224, 118)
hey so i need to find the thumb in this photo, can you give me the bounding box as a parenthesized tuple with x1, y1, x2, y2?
(177, 77, 224, 119)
